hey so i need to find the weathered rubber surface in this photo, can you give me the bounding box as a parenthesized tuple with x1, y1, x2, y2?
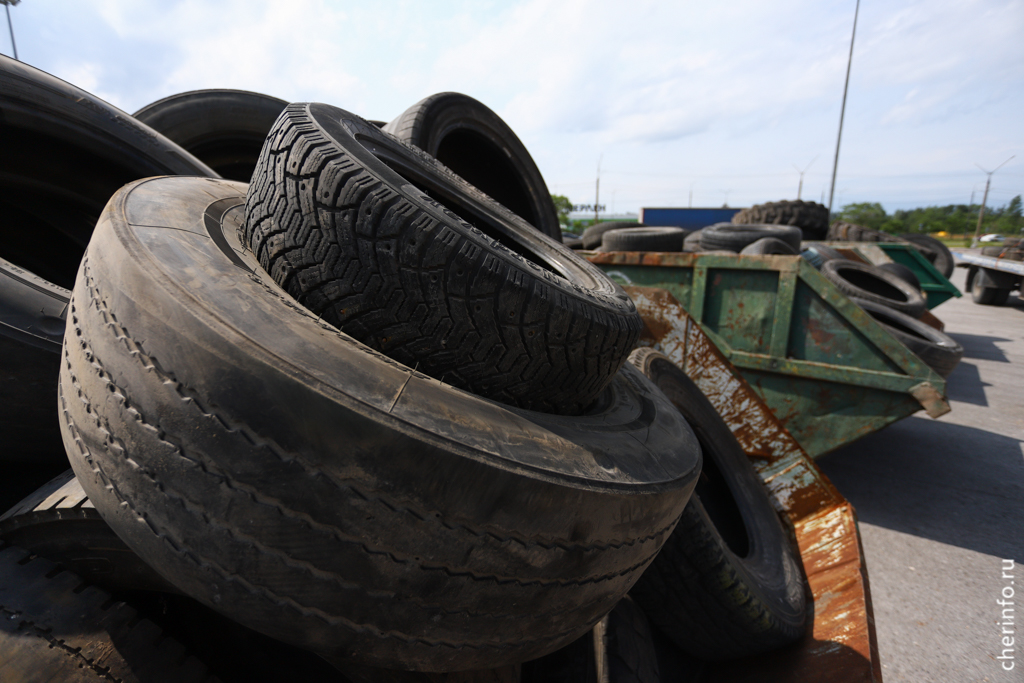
(799, 243, 845, 269)
(581, 222, 643, 250)
(730, 200, 828, 240)
(383, 92, 560, 240)
(0, 470, 175, 593)
(899, 234, 954, 278)
(682, 230, 704, 253)
(820, 259, 927, 318)
(0, 258, 69, 463)
(0, 55, 217, 290)
(134, 89, 288, 182)
(826, 222, 899, 244)
(972, 283, 1010, 306)
(699, 224, 802, 253)
(521, 596, 660, 683)
(878, 262, 921, 292)
(738, 237, 797, 256)
(626, 349, 807, 661)
(0, 543, 218, 683)
(601, 227, 687, 253)
(245, 103, 641, 414)
(851, 299, 962, 377)
(59, 176, 701, 672)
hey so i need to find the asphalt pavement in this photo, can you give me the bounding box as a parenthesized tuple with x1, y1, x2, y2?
(818, 260, 1024, 683)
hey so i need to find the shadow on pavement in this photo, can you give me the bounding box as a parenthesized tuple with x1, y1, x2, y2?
(943, 361, 990, 406)
(947, 332, 1013, 363)
(818, 416, 1024, 561)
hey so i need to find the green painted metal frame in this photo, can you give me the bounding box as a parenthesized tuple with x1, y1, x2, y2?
(589, 251, 950, 457)
(874, 242, 962, 309)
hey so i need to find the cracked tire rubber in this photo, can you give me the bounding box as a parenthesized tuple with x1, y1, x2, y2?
(0, 543, 218, 683)
(0, 470, 175, 594)
(245, 103, 641, 415)
(730, 200, 829, 240)
(521, 596, 661, 683)
(699, 224, 802, 253)
(820, 259, 927, 318)
(383, 92, 560, 240)
(58, 175, 701, 672)
(626, 349, 807, 661)
(851, 299, 963, 378)
(133, 89, 288, 182)
(601, 227, 688, 253)
(581, 222, 643, 250)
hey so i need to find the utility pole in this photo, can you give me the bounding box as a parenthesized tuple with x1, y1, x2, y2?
(971, 156, 1015, 246)
(689, 182, 694, 208)
(827, 0, 860, 218)
(594, 155, 602, 224)
(794, 156, 817, 200)
(1, 0, 19, 61)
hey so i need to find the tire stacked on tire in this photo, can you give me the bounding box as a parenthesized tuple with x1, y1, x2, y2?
(57, 109, 703, 676)
(731, 200, 829, 240)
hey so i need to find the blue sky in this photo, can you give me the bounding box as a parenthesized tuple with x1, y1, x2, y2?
(4, 0, 1022, 214)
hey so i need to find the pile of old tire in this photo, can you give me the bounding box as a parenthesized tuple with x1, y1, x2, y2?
(383, 92, 561, 241)
(0, 57, 218, 469)
(820, 259, 927, 318)
(57, 104, 703, 678)
(699, 223, 803, 253)
(134, 89, 288, 182)
(600, 226, 689, 252)
(626, 349, 808, 660)
(827, 223, 954, 279)
(731, 200, 829, 240)
(852, 299, 962, 377)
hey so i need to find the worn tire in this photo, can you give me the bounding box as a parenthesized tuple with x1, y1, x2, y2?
(739, 237, 797, 256)
(799, 243, 845, 269)
(601, 227, 687, 253)
(820, 259, 928, 318)
(581, 222, 644, 250)
(0, 544, 218, 683)
(0, 471, 174, 593)
(851, 299, 962, 377)
(0, 56, 217, 290)
(827, 222, 899, 244)
(246, 103, 640, 414)
(59, 176, 700, 672)
(682, 230, 704, 253)
(972, 284, 1010, 306)
(383, 92, 560, 240)
(626, 349, 807, 660)
(899, 234, 954, 278)
(521, 596, 661, 683)
(731, 200, 828, 240)
(133, 89, 288, 182)
(877, 262, 922, 292)
(699, 223, 802, 253)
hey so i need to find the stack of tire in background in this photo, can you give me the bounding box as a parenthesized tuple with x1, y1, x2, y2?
(0, 56, 816, 683)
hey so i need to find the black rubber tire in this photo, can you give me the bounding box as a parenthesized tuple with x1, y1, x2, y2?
(0, 258, 69, 464)
(601, 227, 688, 253)
(850, 299, 963, 377)
(383, 92, 560, 240)
(699, 223, 802, 253)
(820, 259, 928, 318)
(581, 222, 644, 250)
(827, 222, 899, 244)
(730, 200, 828, 240)
(133, 89, 288, 182)
(682, 230, 704, 253)
(0, 56, 217, 290)
(972, 284, 1010, 306)
(562, 234, 584, 250)
(60, 176, 701, 672)
(0, 543, 218, 683)
(521, 596, 661, 683)
(899, 234, 954, 278)
(739, 237, 797, 256)
(626, 349, 807, 661)
(0, 470, 175, 593)
(246, 103, 641, 415)
(799, 243, 845, 269)
(878, 262, 922, 292)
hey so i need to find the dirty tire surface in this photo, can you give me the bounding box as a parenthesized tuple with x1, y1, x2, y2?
(601, 227, 687, 253)
(731, 200, 828, 240)
(699, 224, 802, 253)
(626, 349, 808, 661)
(245, 103, 642, 415)
(581, 222, 643, 250)
(820, 259, 927, 318)
(0, 543, 218, 683)
(383, 92, 561, 240)
(59, 176, 700, 672)
(851, 299, 962, 377)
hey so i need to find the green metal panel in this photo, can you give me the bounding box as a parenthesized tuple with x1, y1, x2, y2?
(587, 251, 949, 457)
(875, 243, 962, 308)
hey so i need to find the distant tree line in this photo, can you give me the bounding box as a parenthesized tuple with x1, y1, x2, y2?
(837, 196, 1022, 237)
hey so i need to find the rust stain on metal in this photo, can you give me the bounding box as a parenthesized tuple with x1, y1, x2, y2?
(622, 284, 882, 683)
(807, 317, 837, 347)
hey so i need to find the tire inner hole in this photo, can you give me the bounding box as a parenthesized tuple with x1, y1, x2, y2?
(693, 429, 751, 559)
